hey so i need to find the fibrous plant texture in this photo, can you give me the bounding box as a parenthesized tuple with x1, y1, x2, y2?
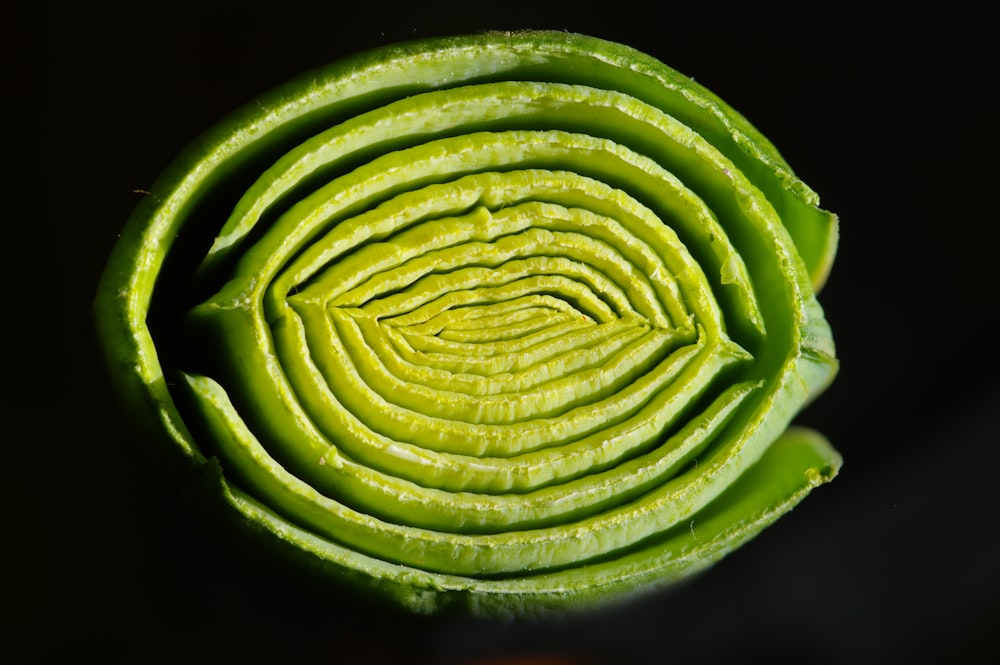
(95, 31, 840, 617)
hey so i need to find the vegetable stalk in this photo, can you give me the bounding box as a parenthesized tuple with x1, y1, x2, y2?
(95, 31, 840, 616)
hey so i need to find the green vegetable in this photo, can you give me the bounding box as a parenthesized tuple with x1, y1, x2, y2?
(94, 30, 840, 616)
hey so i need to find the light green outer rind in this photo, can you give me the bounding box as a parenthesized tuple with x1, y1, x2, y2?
(92, 30, 840, 614)
(215, 426, 840, 617)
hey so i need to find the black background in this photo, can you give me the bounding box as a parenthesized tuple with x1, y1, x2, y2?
(10, 2, 997, 663)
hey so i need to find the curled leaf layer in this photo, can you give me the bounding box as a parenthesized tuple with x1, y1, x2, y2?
(95, 31, 840, 616)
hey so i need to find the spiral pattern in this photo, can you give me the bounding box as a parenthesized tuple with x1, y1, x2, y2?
(96, 31, 840, 615)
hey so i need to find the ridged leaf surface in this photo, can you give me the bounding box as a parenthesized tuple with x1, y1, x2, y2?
(94, 31, 840, 616)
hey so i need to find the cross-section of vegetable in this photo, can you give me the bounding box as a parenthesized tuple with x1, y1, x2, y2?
(94, 30, 840, 616)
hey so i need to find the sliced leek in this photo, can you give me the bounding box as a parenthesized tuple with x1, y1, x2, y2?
(94, 31, 840, 616)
